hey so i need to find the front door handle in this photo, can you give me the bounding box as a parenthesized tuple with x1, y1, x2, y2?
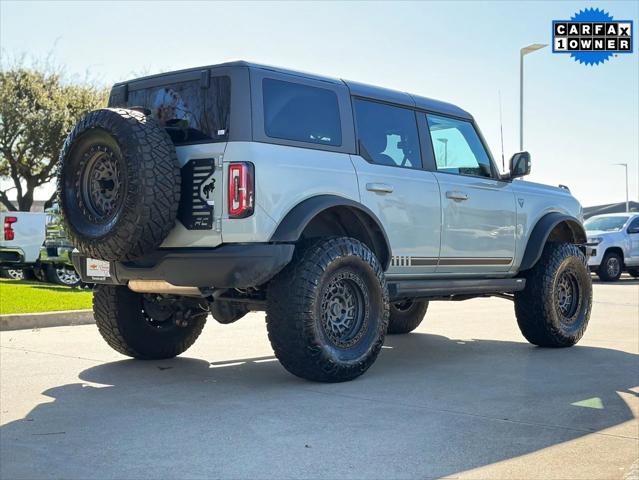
(366, 183, 394, 194)
(446, 190, 469, 201)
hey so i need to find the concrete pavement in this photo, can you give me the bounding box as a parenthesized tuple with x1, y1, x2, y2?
(1, 278, 638, 479)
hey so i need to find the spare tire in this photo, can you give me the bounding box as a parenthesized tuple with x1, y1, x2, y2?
(57, 108, 180, 261)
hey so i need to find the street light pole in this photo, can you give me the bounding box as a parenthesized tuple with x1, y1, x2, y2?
(519, 43, 547, 151)
(613, 163, 629, 212)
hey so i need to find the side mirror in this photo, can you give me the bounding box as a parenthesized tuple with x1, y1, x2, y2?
(508, 151, 531, 179)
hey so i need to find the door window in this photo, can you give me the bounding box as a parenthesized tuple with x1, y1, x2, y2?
(426, 114, 493, 178)
(627, 217, 639, 233)
(353, 99, 422, 169)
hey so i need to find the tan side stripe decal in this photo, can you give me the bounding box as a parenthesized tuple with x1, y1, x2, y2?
(439, 257, 513, 266)
(411, 258, 438, 266)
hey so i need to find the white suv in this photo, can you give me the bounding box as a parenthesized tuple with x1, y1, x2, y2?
(586, 213, 639, 281)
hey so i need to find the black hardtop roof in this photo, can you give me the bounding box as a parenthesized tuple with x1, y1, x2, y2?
(117, 60, 473, 120)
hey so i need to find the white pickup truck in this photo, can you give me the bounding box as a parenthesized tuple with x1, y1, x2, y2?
(1, 212, 46, 279)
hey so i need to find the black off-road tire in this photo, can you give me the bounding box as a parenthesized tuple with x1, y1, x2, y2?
(597, 251, 623, 282)
(210, 301, 250, 324)
(93, 285, 207, 359)
(266, 237, 389, 383)
(58, 108, 181, 261)
(627, 268, 639, 278)
(387, 300, 429, 334)
(515, 242, 592, 347)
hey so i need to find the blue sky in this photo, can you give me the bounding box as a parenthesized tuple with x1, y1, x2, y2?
(1, 0, 637, 207)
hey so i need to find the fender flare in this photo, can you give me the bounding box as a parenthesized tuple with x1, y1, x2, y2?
(519, 212, 587, 271)
(269, 195, 392, 270)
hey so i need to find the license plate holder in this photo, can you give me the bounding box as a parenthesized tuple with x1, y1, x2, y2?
(86, 258, 111, 279)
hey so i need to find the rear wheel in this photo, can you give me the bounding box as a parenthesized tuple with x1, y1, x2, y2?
(515, 242, 592, 347)
(266, 237, 389, 382)
(387, 299, 429, 334)
(46, 264, 82, 287)
(93, 285, 207, 359)
(0, 268, 24, 280)
(597, 251, 622, 282)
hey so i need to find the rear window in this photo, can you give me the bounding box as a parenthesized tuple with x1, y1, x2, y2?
(262, 78, 341, 147)
(123, 76, 231, 145)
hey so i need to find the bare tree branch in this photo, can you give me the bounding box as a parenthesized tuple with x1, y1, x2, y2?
(0, 189, 17, 211)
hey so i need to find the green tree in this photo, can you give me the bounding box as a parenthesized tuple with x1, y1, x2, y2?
(0, 66, 108, 211)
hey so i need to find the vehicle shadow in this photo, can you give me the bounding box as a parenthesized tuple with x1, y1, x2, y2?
(1, 334, 637, 479)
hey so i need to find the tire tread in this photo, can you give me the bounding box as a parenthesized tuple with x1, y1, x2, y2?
(515, 242, 592, 347)
(57, 108, 181, 261)
(266, 237, 389, 382)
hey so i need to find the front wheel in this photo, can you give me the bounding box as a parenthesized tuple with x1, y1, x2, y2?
(266, 237, 389, 382)
(515, 242, 592, 347)
(597, 251, 622, 282)
(93, 285, 207, 359)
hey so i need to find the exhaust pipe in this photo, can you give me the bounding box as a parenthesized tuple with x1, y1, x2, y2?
(128, 280, 202, 296)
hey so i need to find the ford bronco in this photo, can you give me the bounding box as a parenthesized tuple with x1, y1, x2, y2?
(57, 61, 593, 382)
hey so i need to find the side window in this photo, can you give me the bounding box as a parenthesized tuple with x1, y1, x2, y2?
(126, 76, 231, 145)
(262, 78, 341, 146)
(628, 217, 639, 232)
(426, 114, 493, 178)
(353, 99, 421, 169)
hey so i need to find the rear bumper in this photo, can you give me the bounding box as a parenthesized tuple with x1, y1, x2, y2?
(0, 247, 26, 267)
(72, 243, 295, 289)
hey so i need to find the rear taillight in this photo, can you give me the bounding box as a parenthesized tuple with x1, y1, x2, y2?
(228, 162, 254, 218)
(3, 216, 17, 241)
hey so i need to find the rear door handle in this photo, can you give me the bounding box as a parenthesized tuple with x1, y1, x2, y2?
(366, 183, 394, 194)
(446, 190, 469, 201)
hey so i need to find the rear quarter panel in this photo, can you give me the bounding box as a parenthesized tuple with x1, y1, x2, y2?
(222, 142, 360, 243)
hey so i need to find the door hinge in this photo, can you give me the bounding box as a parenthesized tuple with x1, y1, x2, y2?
(214, 217, 223, 233)
(216, 155, 224, 168)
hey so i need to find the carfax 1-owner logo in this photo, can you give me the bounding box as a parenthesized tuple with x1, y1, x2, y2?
(553, 8, 633, 65)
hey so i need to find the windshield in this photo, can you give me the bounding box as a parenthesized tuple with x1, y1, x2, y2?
(584, 216, 629, 232)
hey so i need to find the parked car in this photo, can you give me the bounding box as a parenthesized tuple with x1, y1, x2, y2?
(57, 61, 593, 383)
(0, 211, 46, 279)
(585, 213, 639, 281)
(38, 205, 82, 287)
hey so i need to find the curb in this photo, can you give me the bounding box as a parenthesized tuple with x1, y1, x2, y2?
(0, 310, 94, 331)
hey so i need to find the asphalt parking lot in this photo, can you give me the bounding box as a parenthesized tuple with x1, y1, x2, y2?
(1, 277, 637, 480)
